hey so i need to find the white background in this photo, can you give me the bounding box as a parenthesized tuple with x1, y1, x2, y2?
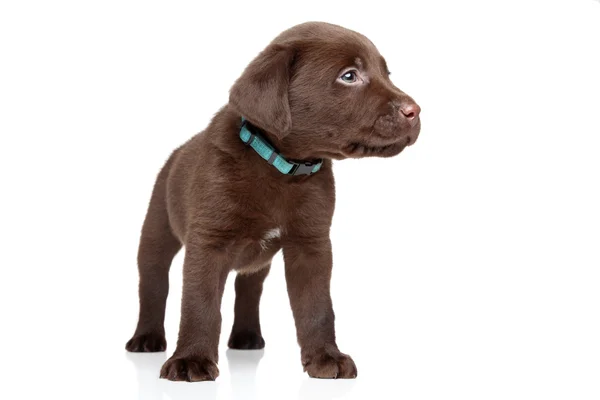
(1, 0, 599, 399)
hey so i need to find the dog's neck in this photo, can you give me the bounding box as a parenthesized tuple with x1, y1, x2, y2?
(207, 106, 332, 181)
(239, 119, 323, 177)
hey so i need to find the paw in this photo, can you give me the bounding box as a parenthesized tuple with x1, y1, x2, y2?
(303, 349, 357, 379)
(125, 332, 166, 352)
(160, 355, 219, 382)
(228, 330, 265, 350)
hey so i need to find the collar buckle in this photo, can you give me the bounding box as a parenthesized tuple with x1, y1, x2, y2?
(290, 161, 321, 176)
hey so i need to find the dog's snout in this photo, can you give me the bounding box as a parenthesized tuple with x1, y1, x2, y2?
(399, 102, 421, 126)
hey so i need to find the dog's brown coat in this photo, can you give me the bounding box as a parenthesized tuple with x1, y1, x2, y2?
(126, 22, 421, 381)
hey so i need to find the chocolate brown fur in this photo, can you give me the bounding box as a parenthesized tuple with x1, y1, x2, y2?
(125, 22, 421, 382)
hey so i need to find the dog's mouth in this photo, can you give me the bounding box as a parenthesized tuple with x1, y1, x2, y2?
(341, 137, 410, 158)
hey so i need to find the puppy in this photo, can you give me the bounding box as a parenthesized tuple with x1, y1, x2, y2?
(125, 21, 421, 381)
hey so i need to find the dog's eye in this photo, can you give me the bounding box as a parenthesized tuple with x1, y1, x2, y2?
(340, 71, 358, 83)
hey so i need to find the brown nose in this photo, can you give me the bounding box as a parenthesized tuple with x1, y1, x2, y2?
(400, 102, 421, 126)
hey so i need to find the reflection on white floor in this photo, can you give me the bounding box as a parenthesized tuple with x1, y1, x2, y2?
(126, 350, 357, 400)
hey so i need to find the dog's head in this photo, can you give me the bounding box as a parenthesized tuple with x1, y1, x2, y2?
(230, 22, 421, 160)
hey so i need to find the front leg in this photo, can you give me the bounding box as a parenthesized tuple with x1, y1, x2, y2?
(283, 236, 357, 379)
(160, 242, 230, 382)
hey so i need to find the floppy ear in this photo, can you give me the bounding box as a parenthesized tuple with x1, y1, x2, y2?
(229, 44, 294, 139)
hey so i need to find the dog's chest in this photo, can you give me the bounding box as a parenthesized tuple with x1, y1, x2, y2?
(232, 226, 282, 272)
(259, 227, 281, 249)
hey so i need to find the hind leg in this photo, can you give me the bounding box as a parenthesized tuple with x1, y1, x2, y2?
(126, 159, 181, 352)
(125, 224, 180, 352)
(228, 265, 270, 350)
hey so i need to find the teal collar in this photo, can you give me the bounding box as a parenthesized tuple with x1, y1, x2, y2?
(239, 119, 322, 176)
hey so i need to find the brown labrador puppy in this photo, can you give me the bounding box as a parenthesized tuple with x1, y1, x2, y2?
(125, 21, 421, 381)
